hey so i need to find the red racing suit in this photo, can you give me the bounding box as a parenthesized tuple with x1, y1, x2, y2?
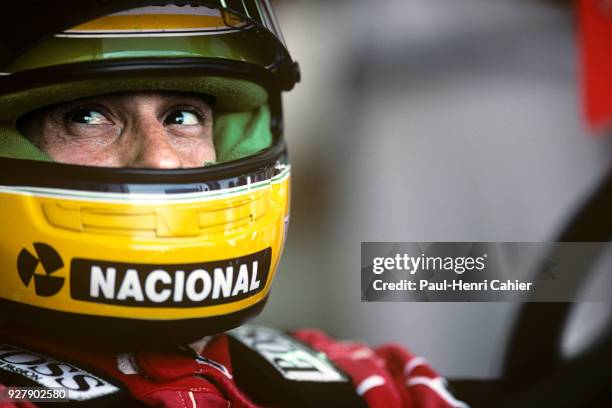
(0, 325, 467, 407)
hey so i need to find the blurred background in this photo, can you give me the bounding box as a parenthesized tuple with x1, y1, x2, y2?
(254, 0, 612, 379)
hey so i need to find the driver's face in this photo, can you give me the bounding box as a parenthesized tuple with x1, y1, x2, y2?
(20, 91, 215, 168)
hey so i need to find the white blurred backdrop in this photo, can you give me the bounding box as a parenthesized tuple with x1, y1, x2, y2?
(254, 0, 612, 379)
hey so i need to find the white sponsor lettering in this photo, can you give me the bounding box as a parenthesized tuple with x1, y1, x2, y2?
(0, 344, 119, 401)
(213, 267, 233, 300)
(90, 266, 115, 299)
(230, 326, 347, 382)
(116, 269, 144, 301)
(145, 270, 172, 303)
(88, 261, 261, 304)
(185, 269, 212, 301)
(232, 264, 250, 296)
(173, 270, 185, 302)
(250, 261, 260, 291)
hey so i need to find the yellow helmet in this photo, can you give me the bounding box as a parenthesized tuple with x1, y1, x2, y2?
(0, 1, 298, 343)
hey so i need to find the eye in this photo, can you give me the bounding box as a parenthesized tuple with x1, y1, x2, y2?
(164, 110, 202, 126)
(67, 109, 112, 125)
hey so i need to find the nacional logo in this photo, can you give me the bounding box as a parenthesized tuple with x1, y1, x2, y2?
(70, 248, 271, 307)
(17, 243, 65, 297)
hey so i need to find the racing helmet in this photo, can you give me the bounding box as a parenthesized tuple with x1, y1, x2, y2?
(0, 0, 299, 343)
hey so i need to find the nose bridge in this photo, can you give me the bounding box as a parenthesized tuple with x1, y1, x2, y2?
(131, 116, 182, 169)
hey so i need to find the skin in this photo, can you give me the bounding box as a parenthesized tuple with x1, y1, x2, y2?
(20, 91, 215, 168)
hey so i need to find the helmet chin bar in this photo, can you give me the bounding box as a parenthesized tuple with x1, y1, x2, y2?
(0, 147, 290, 342)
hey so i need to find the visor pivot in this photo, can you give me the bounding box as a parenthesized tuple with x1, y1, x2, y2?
(293, 62, 301, 84)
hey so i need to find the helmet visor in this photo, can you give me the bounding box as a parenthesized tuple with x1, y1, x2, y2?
(0, 0, 298, 88)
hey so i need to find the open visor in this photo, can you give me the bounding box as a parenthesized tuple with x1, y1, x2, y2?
(0, 0, 296, 165)
(0, 0, 298, 90)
